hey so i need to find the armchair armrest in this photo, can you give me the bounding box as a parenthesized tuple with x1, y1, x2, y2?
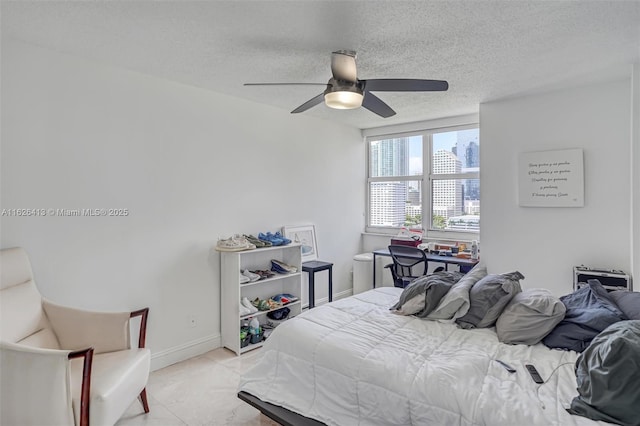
(130, 308, 149, 349)
(43, 299, 141, 354)
(0, 341, 93, 426)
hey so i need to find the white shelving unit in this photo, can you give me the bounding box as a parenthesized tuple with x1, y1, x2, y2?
(220, 243, 302, 355)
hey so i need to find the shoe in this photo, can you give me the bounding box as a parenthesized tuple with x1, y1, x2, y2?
(271, 293, 298, 304)
(216, 235, 256, 252)
(271, 259, 297, 274)
(240, 272, 250, 284)
(242, 269, 261, 282)
(274, 231, 291, 245)
(240, 303, 253, 316)
(252, 297, 269, 311)
(244, 234, 272, 248)
(258, 232, 283, 246)
(251, 270, 275, 279)
(241, 297, 258, 314)
(252, 297, 280, 311)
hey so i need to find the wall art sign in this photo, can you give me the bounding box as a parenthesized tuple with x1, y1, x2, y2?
(518, 148, 584, 207)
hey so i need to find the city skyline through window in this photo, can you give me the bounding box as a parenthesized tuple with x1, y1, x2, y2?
(367, 127, 479, 234)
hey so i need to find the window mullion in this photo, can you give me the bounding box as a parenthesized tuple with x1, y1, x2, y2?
(430, 172, 479, 180)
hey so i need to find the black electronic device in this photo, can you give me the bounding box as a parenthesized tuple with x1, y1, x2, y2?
(525, 364, 544, 384)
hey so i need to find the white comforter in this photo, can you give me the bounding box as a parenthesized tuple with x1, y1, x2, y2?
(239, 288, 606, 426)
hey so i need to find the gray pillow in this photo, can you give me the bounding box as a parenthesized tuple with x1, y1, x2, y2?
(456, 271, 524, 329)
(542, 280, 626, 352)
(427, 263, 487, 320)
(568, 320, 640, 426)
(495, 288, 566, 345)
(391, 272, 463, 317)
(609, 290, 640, 320)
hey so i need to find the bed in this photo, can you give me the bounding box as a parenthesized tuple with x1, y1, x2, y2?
(238, 287, 611, 426)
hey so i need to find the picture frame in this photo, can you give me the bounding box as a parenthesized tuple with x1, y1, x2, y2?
(282, 225, 318, 261)
(518, 148, 584, 207)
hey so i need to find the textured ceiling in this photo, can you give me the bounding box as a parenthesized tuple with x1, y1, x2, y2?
(2, 1, 639, 129)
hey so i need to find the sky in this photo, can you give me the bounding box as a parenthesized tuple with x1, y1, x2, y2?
(408, 131, 458, 175)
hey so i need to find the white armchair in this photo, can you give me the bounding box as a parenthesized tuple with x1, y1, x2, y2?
(0, 247, 151, 426)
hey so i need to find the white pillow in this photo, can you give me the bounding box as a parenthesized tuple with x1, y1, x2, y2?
(427, 263, 487, 320)
(496, 288, 565, 345)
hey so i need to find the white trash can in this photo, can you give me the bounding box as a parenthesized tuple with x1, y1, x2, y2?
(353, 253, 373, 295)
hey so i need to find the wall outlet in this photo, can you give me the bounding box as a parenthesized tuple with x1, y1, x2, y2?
(188, 314, 198, 328)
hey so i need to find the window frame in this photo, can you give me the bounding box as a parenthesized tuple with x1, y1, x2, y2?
(365, 122, 479, 240)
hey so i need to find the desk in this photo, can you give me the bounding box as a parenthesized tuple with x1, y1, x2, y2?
(372, 248, 478, 288)
(302, 260, 333, 308)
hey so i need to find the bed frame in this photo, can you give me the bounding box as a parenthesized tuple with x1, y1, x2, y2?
(237, 391, 325, 426)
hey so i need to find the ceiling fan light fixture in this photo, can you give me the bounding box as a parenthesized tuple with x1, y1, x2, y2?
(324, 90, 363, 109)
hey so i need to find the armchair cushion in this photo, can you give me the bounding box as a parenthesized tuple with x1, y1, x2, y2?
(70, 348, 151, 426)
(18, 326, 61, 349)
(1, 280, 55, 345)
(43, 299, 131, 354)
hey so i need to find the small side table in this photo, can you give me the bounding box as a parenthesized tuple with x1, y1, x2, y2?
(301, 260, 333, 309)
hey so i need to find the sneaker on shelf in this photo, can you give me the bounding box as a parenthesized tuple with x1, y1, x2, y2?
(239, 303, 253, 317)
(216, 235, 256, 252)
(252, 297, 269, 311)
(271, 259, 297, 274)
(252, 297, 280, 311)
(244, 234, 272, 248)
(241, 297, 258, 314)
(271, 293, 299, 304)
(252, 270, 275, 279)
(240, 272, 250, 284)
(258, 232, 283, 246)
(241, 269, 261, 282)
(274, 231, 291, 245)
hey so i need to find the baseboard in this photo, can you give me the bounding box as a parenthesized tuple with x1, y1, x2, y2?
(150, 333, 221, 371)
(303, 288, 353, 309)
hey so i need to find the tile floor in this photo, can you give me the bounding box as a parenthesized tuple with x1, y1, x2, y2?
(116, 348, 278, 426)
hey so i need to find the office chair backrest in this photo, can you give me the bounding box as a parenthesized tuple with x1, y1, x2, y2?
(387, 245, 428, 287)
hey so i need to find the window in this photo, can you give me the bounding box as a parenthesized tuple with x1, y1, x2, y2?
(366, 125, 479, 236)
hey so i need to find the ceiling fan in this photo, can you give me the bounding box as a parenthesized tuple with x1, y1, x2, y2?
(244, 50, 449, 118)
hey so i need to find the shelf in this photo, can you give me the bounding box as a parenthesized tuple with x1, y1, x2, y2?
(240, 272, 301, 287)
(235, 243, 301, 255)
(221, 242, 302, 356)
(240, 300, 300, 320)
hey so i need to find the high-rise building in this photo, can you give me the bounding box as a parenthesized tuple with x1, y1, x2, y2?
(432, 149, 462, 219)
(369, 138, 410, 226)
(454, 130, 479, 167)
(454, 130, 480, 201)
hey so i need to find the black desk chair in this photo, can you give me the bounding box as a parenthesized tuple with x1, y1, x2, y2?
(385, 245, 444, 288)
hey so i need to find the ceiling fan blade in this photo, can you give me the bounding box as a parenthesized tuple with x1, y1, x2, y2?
(362, 92, 396, 118)
(363, 79, 449, 92)
(244, 83, 329, 86)
(291, 93, 325, 114)
(331, 50, 357, 83)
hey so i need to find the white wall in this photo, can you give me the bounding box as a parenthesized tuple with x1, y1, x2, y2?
(0, 39, 364, 368)
(480, 78, 633, 296)
(631, 64, 640, 283)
